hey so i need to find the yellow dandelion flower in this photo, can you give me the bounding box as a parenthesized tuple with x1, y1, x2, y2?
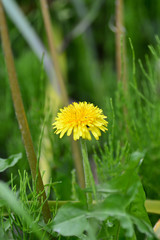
(52, 102, 108, 141)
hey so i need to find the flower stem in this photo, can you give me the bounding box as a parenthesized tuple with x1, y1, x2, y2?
(0, 0, 51, 223)
(80, 139, 96, 206)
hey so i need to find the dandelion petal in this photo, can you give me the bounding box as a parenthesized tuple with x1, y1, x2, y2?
(52, 102, 108, 141)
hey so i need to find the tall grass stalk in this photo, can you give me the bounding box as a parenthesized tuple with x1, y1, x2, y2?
(39, 0, 85, 188)
(39, 0, 68, 105)
(0, 0, 51, 223)
(115, 0, 127, 91)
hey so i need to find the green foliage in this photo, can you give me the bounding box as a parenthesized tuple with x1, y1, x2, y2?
(51, 153, 156, 239)
(0, 171, 54, 240)
(0, 181, 42, 239)
(53, 203, 89, 237)
(1, 0, 160, 239)
(0, 153, 22, 172)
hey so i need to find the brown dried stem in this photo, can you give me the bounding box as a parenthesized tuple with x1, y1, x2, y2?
(0, 0, 51, 223)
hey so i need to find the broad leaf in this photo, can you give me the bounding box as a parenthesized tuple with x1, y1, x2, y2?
(51, 151, 155, 239)
(53, 203, 89, 237)
(89, 196, 134, 237)
(0, 153, 22, 172)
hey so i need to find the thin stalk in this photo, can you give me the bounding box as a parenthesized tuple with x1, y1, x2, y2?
(115, 0, 127, 91)
(71, 139, 85, 188)
(115, 0, 128, 136)
(0, 0, 51, 223)
(39, 0, 85, 188)
(39, 0, 68, 105)
(80, 139, 96, 206)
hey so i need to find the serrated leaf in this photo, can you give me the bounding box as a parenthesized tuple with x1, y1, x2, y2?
(0, 153, 22, 172)
(51, 150, 154, 239)
(97, 167, 141, 207)
(90, 166, 155, 238)
(89, 196, 135, 237)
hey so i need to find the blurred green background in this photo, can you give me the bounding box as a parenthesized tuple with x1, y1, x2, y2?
(0, 0, 160, 220)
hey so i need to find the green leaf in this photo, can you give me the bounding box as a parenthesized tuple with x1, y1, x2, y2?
(89, 195, 155, 238)
(127, 181, 156, 239)
(53, 203, 89, 237)
(129, 151, 145, 168)
(0, 153, 22, 172)
(128, 181, 151, 224)
(51, 151, 154, 239)
(97, 167, 141, 207)
(131, 216, 155, 238)
(89, 196, 135, 237)
(90, 158, 155, 239)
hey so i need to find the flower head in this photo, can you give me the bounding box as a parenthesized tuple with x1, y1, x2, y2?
(52, 102, 108, 141)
